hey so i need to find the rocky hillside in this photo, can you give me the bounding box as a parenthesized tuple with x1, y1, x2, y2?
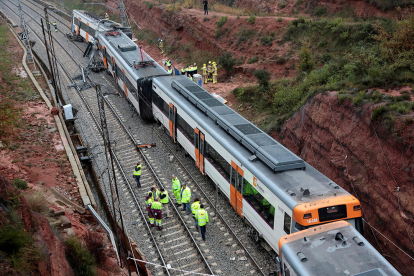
(273, 93, 414, 275)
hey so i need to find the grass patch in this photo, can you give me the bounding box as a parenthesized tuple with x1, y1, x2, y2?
(260, 36, 273, 46)
(25, 191, 48, 214)
(248, 15, 256, 24)
(12, 178, 27, 190)
(216, 16, 228, 29)
(248, 55, 259, 64)
(65, 236, 96, 276)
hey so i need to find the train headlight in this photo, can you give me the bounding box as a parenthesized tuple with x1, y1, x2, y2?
(303, 213, 312, 219)
(353, 205, 361, 211)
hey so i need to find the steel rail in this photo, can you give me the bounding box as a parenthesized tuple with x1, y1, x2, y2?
(0, 3, 163, 275)
(155, 132, 267, 276)
(4, 2, 215, 274)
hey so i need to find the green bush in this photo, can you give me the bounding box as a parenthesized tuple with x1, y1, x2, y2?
(260, 36, 273, 46)
(276, 56, 287, 64)
(248, 15, 256, 24)
(389, 102, 412, 114)
(295, 0, 303, 6)
(236, 27, 255, 43)
(219, 52, 237, 76)
(338, 94, 352, 104)
(216, 16, 228, 29)
(278, 17, 283, 22)
(66, 236, 96, 276)
(203, 17, 210, 22)
(0, 225, 30, 255)
(372, 106, 388, 121)
(253, 69, 271, 87)
(248, 55, 259, 64)
(352, 91, 365, 106)
(313, 6, 327, 16)
(278, 2, 286, 9)
(298, 44, 313, 73)
(12, 178, 27, 190)
(144, 1, 155, 10)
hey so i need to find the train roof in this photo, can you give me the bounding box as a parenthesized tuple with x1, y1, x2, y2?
(74, 10, 167, 80)
(98, 30, 167, 80)
(279, 221, 401, 276)
(153, 76, 353, 209)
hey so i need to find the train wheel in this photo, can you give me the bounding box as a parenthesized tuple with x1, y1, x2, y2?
(254, 230, 261, 243)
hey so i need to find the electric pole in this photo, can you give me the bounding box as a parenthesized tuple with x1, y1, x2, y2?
(17, 0, 36, 69)
(118, 0, 127, 27)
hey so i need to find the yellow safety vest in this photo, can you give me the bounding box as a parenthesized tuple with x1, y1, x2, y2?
(181, 187, 191, 203)
(160, 191, 169, 204)
(151, 201, 162, 210)
(133, 165, 142, 176)
(172, 178, 181, 192)
(196, 209, 209, 226)
(191, 201, 200, 215)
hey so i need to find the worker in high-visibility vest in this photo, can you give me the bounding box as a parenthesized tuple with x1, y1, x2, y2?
(193, 63, 198, 75)
(201, 64, 207, 84)
(158, 38, 163, 54)
(180, 183, 191, 215)
(133, 162, 142, 188)
(105, 13, 109, 20)
(53, 22, 58, 32)
(167, 68, 173, 75)
(159, 188, 170, 218)
(191, 198, 201, 231)
(195, 204, 209, 241)
(151, 198, 163, 230)
(166, 59, 172, 70)
(212, 62, 218, 84)
(148, 185, 160, 201)
(172, 175, 181, 206)
(145, 192, 154, 227)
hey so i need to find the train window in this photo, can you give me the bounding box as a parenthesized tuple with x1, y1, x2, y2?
(152, 92, 164, 112)
(205, 143, 230, 180)
(162, 101, 169, 117)
(294, 222, 309, 231)
(243, 180, 275, 228)
(177, 114, 194, 144)
(284, 213, 291, 234)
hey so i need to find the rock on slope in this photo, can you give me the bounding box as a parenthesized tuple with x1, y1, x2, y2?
(273, 93, 414, 275)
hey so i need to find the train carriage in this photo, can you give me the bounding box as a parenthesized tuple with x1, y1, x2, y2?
(71, 10, 168, 120)
(71, 9, 375, 263)
(278, 221, 401, 276)
(151, 75, 363, 253)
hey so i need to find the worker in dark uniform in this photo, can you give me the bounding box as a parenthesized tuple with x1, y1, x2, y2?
(203, 0, 208, 15)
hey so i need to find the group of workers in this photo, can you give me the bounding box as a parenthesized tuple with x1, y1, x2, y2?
(201, 61, 218, 84)
(133, 163, 209, 240)
(243, 180, 274, 221)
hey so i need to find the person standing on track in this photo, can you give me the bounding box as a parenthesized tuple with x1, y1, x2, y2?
(145, 192, 155, 227)
(151, 197, 163, 230)
(191, 198, 201, 231)
(195, 204, 209, 241)
(133, 162, 142, 188)
(159, 188, 170, 218)
(180, 183, 191, 215)
(149, 185, 160, 201)
(172, 175, 181, 206)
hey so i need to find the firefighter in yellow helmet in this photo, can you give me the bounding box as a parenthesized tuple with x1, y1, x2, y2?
(207, 61, 213, 82)
(105, 13, 109, 20)
(201, 64, 207, 84)
(212, 62, 218, 84)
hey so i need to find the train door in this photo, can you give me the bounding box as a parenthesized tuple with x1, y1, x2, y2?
(194, 128, 205, 175)
(230, 161, 243, 217)
(169, 103, 177, 143)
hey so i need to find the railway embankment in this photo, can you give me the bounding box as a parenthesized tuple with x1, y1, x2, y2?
(0, 21, 120, 275)
(272, 92, 414, 275)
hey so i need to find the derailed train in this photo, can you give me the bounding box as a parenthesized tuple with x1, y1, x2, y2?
(71, 10, 401, 275)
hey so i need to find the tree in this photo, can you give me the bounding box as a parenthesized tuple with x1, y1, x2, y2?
(298, 43, 314, 73)
(219, 52, 237, 76)
(253, 69, 271, 88)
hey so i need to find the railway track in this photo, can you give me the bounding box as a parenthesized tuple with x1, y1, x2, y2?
(1, 1, 216, 275)
(1, 1, 276, 275)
